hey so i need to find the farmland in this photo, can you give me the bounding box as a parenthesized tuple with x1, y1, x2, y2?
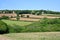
(2, 20, 32, 26)
(1, 18, 60, 33)
(0, 10, 60, 40)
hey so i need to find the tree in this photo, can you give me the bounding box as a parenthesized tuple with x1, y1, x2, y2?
(36, 12, 40, 15)
(27, 15, 29, 18)
(16, 12, 20, 21)
(31, 10, 35, 15)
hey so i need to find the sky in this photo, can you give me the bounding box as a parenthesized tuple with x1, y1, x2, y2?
(0, 0, 60, 11)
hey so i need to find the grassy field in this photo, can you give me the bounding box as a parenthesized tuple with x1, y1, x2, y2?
(2, 32, 60, 40)
(1, 18, 60, 32)
(2, 20, 32, 26)
(0, 17, 60, 40)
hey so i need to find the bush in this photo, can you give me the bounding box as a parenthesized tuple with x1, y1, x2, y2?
(41, 18, 60, 24)
(27, 15, 29, 18)
(21, 14, 25, 17)
(1, 16, 9, 20)
(10, 16, 16, 18)
(8, 25, 25, 33)
(0, 20, 9, 34)
(37, 13, 40, 15)
(24, 18, 60, 32)
(10, 16, 13, 18)
(0, 17, 2, 20)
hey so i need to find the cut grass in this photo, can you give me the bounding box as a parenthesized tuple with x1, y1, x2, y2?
(4, 32, 60, 40)
(2, 20, 32, 26)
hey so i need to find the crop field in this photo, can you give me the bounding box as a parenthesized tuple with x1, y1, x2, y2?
(0, 32, 60, 40)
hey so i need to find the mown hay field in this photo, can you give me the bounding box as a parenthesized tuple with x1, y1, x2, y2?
(3, 32, 60, 40)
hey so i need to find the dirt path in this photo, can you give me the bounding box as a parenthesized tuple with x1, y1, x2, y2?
(0, 35, 11, 40)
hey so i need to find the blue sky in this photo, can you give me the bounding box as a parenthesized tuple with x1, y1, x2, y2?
(0, 0, 60, 11)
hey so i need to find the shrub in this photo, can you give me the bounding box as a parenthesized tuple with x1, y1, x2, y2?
(8, 25, 25, 33)
(1, 16, 9, 20)
(21, 14, 25, 17)
(10, 16, 13, 18)
(27, 15, 29, 18)
(37, 13, 40, 15)
(0, 20, 9, 34)
(41, 18, 60, 24)
(0, 17, 2, 20)
(24, 18, 60, 32)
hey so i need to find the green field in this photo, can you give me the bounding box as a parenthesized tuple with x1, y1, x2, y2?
(2, 18, 60, 32)
(0, 18, 60, 40)
(2, 20, 32, 26)
(3, 32, 60, 40)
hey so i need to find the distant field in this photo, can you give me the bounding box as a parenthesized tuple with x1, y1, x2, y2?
(2, 20, 32, 26)
(2, 32, 60, 40)
(10, 14, 60, 21)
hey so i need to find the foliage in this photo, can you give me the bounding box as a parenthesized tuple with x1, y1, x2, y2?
(24, 18, 60, 32)
(0, 17, 2, 20)
(2, 20, 32, 33)
(10, 16, 14, 18)
(2, 18, 60, 33)
(0, 20, 9, 34)
(8, 25, 24, 33)
(16, 13, 20, 21)
(27, 15, 29, 18)
(1, 16, 9, 20)
(0, 10, 60, 14)
(21, 14, 25, 17)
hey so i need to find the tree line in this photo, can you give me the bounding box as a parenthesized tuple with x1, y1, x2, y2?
(0, 10, 60, 15)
